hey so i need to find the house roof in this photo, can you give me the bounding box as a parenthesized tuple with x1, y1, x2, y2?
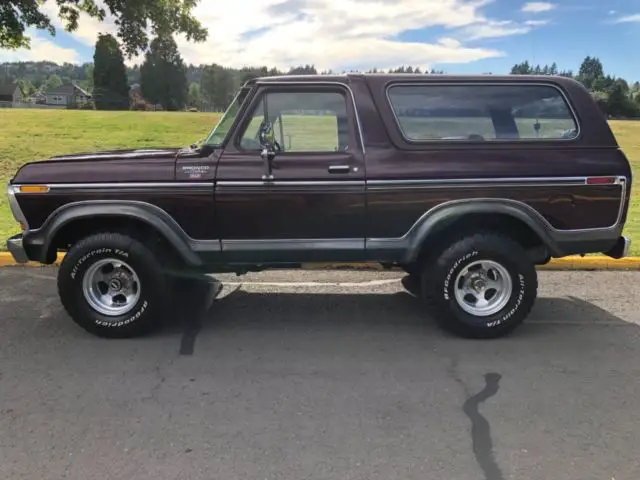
(44, 82, 92, 97)
(0, 83, 19, 96)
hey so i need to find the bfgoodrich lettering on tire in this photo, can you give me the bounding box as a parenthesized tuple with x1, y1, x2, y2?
(57, 232, 169, 338)
(422, 232, 538, 339)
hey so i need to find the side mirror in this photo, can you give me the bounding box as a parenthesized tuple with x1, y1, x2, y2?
(258, 121, 280, 181)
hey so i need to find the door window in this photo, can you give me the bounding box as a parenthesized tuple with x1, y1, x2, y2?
(238, 90, 350, 152)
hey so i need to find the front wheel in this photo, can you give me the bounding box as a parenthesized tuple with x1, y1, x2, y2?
(57, 232, 170, 338)
(422, 232, 538, 339)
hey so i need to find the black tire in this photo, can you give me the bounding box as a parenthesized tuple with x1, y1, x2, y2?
(422, 232, 538, 339)
(57, 232, 170, 338)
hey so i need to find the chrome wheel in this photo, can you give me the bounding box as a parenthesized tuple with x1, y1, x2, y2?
(82, 258, 141, 317)
(453, 260, 512, 317)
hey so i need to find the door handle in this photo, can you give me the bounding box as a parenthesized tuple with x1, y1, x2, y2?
(328, 165, 351, 174)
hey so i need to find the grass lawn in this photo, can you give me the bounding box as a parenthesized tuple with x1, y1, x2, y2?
(0, 110, 638, 255)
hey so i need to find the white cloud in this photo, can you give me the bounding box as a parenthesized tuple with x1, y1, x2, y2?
(437, 37, 463, 49)
(613, 14, 640, 23)
(462, 20, 532, 40)
(3, 0, 553, 71)
(524, 19, 550, 26)
(172, 0, 516, 71)
(38, 0, 146, 65)
(39, 0, 119, 44)
(0, 34, 81, 63)
(522, 2, 556, 13)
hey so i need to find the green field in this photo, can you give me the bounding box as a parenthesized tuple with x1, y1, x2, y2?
(0, 109, 638, 255)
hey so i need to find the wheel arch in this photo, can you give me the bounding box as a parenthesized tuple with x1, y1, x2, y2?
(28, 201, 202, 266)
(403, 199, 561, 266)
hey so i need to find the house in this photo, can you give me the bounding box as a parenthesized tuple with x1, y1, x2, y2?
(44, 82, 92, 106)
(0, 83, 24, 106)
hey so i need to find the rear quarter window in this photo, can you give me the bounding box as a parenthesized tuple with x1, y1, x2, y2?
(386, 83, 579, 143)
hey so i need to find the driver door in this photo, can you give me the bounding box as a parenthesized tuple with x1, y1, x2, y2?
(215, 83, 366, 264)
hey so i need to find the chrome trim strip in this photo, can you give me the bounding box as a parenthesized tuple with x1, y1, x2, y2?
(253, 80, 366, 154)
(217, 180, 365, 187)
(384, 80, 582, 144)
(367, 176, 590, 188)
(7, 183, 30, 230)
(11, 176, 623, 191)
(49, 150, 179, 161)
(41, 182, 213, 190)
(224, 238, 362, 245)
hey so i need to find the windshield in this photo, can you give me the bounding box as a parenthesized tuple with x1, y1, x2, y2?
(203, 87, 252, 146)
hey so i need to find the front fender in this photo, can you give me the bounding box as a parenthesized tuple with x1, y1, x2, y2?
(22, 200, 203, 266)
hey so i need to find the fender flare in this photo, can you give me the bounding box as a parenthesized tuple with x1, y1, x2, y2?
(402, 198, 562, 264)
(25, 200, 203, 266)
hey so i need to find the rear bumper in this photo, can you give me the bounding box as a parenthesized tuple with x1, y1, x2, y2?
(603, 235, 631, 259)
(7, 234, 29, 264)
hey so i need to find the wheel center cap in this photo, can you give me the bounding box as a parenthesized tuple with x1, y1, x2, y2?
(472, 279, 486, 292)
(109, 278, 123, 291)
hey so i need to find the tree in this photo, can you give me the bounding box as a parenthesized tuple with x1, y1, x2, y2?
(606, 79, 639, 117)
(287, 65, 318, 75)
(17, 78, 35, 97)
(201, 64, 236, 110)
(1, 0, 207, 57)
(84, 63, 95, 92)
(93, 34, 129, 110)
(43, 74, 62, 91)
(140, 35, 188, 111)
(577, 56, 604, 90)
(188, 82, 201, 108)
(511, 61, 532, 75)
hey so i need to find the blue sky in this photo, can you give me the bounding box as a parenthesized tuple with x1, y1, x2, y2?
(1, 0, 639, 81)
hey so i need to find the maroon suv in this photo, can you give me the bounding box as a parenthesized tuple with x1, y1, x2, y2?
(6, 73, 633, 339)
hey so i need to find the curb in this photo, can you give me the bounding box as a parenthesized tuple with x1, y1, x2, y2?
(1, 252, 640, 271)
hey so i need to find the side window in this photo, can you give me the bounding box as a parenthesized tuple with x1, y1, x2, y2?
(387, 84, 579, 142)
(239, 90, 349, 152)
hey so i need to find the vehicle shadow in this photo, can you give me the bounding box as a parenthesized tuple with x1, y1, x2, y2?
(160, 278, 638, 356)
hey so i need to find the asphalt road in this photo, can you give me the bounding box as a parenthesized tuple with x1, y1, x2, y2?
(1, 267, 640, 480)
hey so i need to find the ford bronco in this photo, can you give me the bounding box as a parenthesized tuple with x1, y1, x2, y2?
(6, 73, 632, 339)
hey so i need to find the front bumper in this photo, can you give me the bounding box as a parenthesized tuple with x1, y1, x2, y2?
(604, 235, 631, 259)
(7, 234, 29, 264)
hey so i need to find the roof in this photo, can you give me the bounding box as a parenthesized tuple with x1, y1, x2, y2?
(248, 73, 583, 88)
(44, 82, 92, 97)
(0, 83, 19, 96)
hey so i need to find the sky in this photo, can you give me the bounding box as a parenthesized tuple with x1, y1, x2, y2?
(1, 0, 640, 81)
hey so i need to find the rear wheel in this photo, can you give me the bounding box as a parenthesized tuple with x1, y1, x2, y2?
(422, 232, 538, 339)
(57, 232, 170, 338)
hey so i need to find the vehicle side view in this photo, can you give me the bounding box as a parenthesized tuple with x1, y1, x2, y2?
(6, 73, 633, 339)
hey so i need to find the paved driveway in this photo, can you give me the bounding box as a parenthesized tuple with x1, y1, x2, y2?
(1, 267, 639, 480)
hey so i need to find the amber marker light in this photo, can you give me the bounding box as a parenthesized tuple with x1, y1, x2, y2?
(18, 185, 50, 193)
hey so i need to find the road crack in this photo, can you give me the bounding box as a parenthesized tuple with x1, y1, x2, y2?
(462, 372, 504, 480)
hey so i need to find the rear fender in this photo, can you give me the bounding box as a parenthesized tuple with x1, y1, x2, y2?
(403, 199, 562, 264)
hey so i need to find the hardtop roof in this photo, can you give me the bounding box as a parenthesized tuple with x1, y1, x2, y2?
(247, 73, 584, 88)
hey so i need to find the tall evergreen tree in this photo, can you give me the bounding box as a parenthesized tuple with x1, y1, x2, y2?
(577, 56, 605, 90)
(140, 36, 188, 111)
(93, 34, 129, 110)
